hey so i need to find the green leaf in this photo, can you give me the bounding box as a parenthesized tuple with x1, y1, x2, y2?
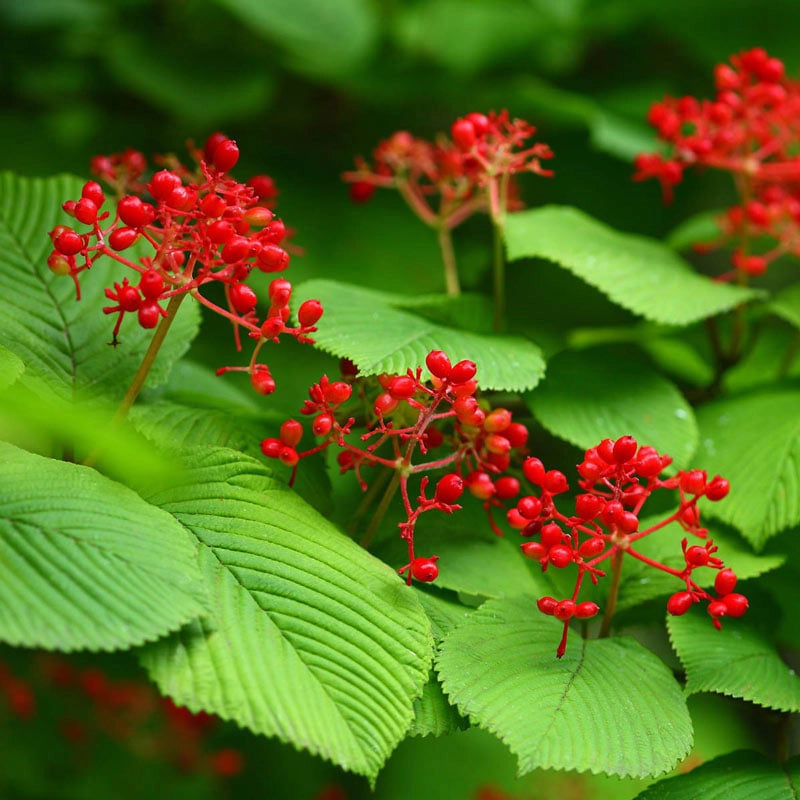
(617, 517, 785, 613)
(639, 337, 715, 388)
(137, 447, 432, 781)
(526, 346, 698, 467)
(505, 206, 759, 325)
(0, 172, 200, 402)
(408, 671, 468, 738)
(437, 596, 692, 778)
(0, 343, 24, 389)
(130, 398, 332, 515)
(694, 390, 800, 549)
(0, 442, 206, 651)
(665, 210, 723, 252)
(634, 751, 800, 800)
(769, 282, 800, 330)
(294, 279, 545, 392)
(589, 111, 656, 161)
(213, 0, 377, 78)
(668, 614, 800, 712)
(413, 586, 477, 642)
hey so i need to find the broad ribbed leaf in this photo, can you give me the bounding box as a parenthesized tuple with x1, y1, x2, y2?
(694, 390, 800, 548)
(437, 596, 691, 778)
(414, 586, 477, 641)
(0, 344, 24, 389)
(769, 283, 800, 329)
(294, 279, 545, 391)
(130, 399, 332, 515)
(213, 0, 377, 77)
(668, 614, 800, 712)
(505, 206, 758, 325)
(408, 672, 467, 738)
(618, 518, 784, 613)
(0, 442, 206, 651)
(634, 751, 800, 800)
(526, 346, 698, 467)
(137, 447, 431, 780)
(0, 172, 200, 401)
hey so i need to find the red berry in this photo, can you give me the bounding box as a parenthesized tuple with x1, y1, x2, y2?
(707, 600, 728, 618)
(200, 193, 227, 218)
(537, 596, 558, 615)
(517, 495, 542, 520)
(74, 198, 98, 225)
(204, 132, 228, 163)
(323, 381, 352, 405)
(410, 556, 439, 582)
(312, 414, 333, 437)
(549, 544, 572, 568)
(426, 350, 452, 380)
(451, 379, 477, 398)
(81, 180, 105, 207)
(54, 230, 84, 256)
(137, 301, 162, 329)
(618, 511, 638, 533)
(579, 537, 605, 558)
(108, 227, 139, 251)
(522, 541, 547, 560)
(685, 546, 710, 566)
(207, 220, 235, 244)
(466, 112, 490, 134)
(118, 196, 155, 228)
(298, 299, 323, 327)
(251, 368, 276, 395)
(279, 446, 299, 467)
(636, 453, 663, 478)
(541, 523, 563, 548)
(612, 435, 638, 464)
(139, 270, 164, 300)
(466, 471, 495, 500)
(117, 284, 141, 312)
(374, 392, 398, 416)
(230, 283, 258, 314)
(349, 181, 376, 203)
(575, 493, 603, 520)
(244, 206, 274, 226)
(149, 170, 182, 201)
(714, 568, 738, 596)
(221, 236, 250, 264)
(494, 476, 520, 500)
(260, 437, 281, 458)
(575, 601, 599, 619)
(597, 438, 616, 464)
(388, 375, 416, 399)
(47, 252, 71, 276)
(453, 396, 479, 420)
(504, 422, 529, 448)
(256, 244, 290, 272)
(451, 118, 476, 150)
(435, 473, 464, 504)
(247, 174, 277, 200)
(723, 593, 748, 617)
(261, 316, 284, 338)
(522, 457, 545, 485)
(680, 469, 707, 495)
(212, 139, 240, 172)
(554, 600, 576, 621)
(543, 470, 568, 494)
(705, 476, 730, 501)
(484, 408, 511, 433)
(449, 359, 477, 385)
(268, 278, 292, 307)
(667, 591, 694, 616)
(280, 419, 303, 447)
(507, 508, 527, 529)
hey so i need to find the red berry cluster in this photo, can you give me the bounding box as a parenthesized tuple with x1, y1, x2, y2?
(260, 350, 531, 584)
(48, 133, 322, 396)
(510, 435, 743, 657)
(0, 654, 242, 778)
(343, 110, 553, 230)
(635, 48, 800, 277)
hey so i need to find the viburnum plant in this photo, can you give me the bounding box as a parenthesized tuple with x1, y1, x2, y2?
(1, 67, 799, 799)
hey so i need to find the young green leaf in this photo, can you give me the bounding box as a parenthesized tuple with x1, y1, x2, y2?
(0, 442, 207, 651)
(694, 390, 800, 549)
(137, 447, 432, 781)
(408, 671, 468, 738)
(294, 279, 545, 391)
(437, 596, 692, 778)
(526, 346, 698, 467)
(668, 614, 800, 712)
(0, 344, 24, 390)
(505, 206, 759, 325)
(634, 750, 800, 800)
(0, 172, 200, 402)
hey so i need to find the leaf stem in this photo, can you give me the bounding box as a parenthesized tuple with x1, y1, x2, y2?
(437, 225, 461, 296)
(83, 292, 186, 467)
(599, 548, 624, 638)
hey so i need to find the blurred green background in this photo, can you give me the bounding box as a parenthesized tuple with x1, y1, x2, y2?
(0, 0, 794, 797)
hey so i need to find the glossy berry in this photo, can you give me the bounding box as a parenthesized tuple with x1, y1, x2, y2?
(554, 600, 576, 621)
(435, 473, 464, 504)
(521, 541, 547, 560)
(575, 601, 600, 619)
(118, 196, 155, 228)
(374, 392, 398, 416)
(251, 368, 276, 395)
(723, 593, 749, 617)
(494, 476, 520, 500)
(108, 227, 139, 251)
(268, 279, 292, 307)
(451, 118, 477, 150)
(484, 408, 511, 433)
(230, 283, 258, 314)
(257, 244, 290, 272)
(81, 180, 105, 207)
(522, 457, 545, 485)
(504, 422, 529, 448)
(612, 435, 638, 464)
(137, 301, 162, 329)
(212, 139, 240, 172)
(54, 230, 83, 256)
(541, 523, 563, 548)
(312, 414, 333, 437)
(517, 495, 542, 520)
(667, 591, 694, 616)
(578, 537, 605, 558)
(74, 198, 98, 225)
(260, 437, 281, 458)
(298, 299, 323, 327)
(543, 469, 568, 494)
(707, 600, 728, 618)
(714, 568, 738, 596)
(388, 375, 416, 399)
(139, 270, 164, 300)
(680, 470, 707, 495)
(548, 544, 572, 568)
(537, 596, 558, 615)
(449, 359, 477, 385)
(410, 556, 439, 582)
(466, 472, 495, 500)
(279, 446, 299, 467)
(280, 419, 303, 447)
(426, 350, 452, 380)
(575, 493, 604, 520)
(323, 381, 352, 405)
(706, 476, 730, 501)
(685, 545, 710, 566)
